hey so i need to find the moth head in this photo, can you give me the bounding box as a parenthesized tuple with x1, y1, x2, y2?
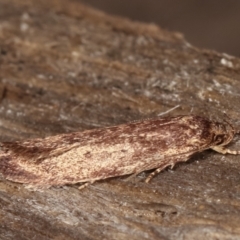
(211, 120, 236, 146)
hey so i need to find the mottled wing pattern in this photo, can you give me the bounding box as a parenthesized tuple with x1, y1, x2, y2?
(0, 115, 232, 187)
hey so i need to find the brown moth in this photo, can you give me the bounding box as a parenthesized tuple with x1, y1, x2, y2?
(0, 115, 239, 188)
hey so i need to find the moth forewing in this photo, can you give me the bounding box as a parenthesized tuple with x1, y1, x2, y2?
(0, 115, 239, 187)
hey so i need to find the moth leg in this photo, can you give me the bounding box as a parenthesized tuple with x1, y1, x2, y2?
(78, 181, 95, 190)
(125, 161, 165, 182)
(145, 163, 172, 183)
(211, 146, 240, 155)
(145, 168, 164, 183)
(145, 157, 186, 183)
(125, 170, 154, 182)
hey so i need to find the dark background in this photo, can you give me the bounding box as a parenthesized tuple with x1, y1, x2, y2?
(80, 0, 240, 57)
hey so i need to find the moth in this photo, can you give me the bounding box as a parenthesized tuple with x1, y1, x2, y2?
(0, 115, 239, 188)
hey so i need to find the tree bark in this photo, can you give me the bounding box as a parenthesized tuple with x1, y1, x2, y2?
(0, 0, 240, 239)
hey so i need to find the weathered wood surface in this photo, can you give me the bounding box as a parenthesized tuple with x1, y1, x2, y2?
(0, 0, 240, 239)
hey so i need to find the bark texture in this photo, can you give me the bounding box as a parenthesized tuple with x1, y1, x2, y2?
(0, 0, 240, 239)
